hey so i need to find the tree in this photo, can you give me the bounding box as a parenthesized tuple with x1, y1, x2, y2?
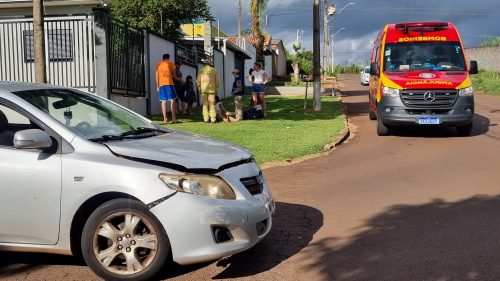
(287, 45, 314, 82)
(33, 0, 46, 83)
(291, 43, 303, 82)
(111, 0, 212, 40)
(481, 37, 500, 47)
(250, 0, 268, 65)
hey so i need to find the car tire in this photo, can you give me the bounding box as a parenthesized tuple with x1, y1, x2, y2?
(456, 122, 473, 137)
(81, 198, 170, 281)
(377, 117, 390, 136)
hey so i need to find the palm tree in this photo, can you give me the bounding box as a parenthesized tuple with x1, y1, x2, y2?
(250, 0, 267, 65)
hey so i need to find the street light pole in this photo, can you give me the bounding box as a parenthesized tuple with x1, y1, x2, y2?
(325, 2, 354, 70)
(330, 27, 346, 72)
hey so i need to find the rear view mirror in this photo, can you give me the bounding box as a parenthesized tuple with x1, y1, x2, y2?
(14, 129, 52, 149)
(370, 62, 379, 76)
(469, 60, 478, 75)
(53, 98, 77, 109)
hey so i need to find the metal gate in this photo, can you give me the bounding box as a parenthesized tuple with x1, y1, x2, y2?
(0, 15, 96, 92)
(109, 20, 145, 97)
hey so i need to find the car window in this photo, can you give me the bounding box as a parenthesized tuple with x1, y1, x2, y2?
(13, 89, 156, 140)
(0, 104, 30, 125)
(383, 42, 466, 72)
(0, 103, 39, 147)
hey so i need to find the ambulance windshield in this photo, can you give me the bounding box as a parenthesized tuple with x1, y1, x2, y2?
(383, 42, 466, 72)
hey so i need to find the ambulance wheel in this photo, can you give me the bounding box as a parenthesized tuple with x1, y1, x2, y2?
(369, 107, 377, 120)
(377, 118, 390, 136)
(456, 123, 473, 137)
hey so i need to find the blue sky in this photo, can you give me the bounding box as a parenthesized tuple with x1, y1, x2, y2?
(207, 0, 500, 65)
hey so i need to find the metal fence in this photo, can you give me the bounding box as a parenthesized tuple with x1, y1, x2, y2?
(0, 15, 96, 92)
(109, 20, 145, 97)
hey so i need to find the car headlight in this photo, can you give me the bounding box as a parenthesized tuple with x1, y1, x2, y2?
(458, 86, 474, 96)
(382, 86, 400, 97)
(158, 174, 236, 200)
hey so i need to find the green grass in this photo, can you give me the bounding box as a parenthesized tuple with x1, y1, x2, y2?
(472, 71, 500, 96)
(150, 96, 345, 164)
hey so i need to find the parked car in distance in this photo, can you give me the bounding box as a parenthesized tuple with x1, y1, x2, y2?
(360, 66, 370, 85)
(0, 82, 275, 281)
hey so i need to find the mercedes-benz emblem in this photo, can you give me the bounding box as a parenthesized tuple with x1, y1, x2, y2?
(423, 91, 436, 102)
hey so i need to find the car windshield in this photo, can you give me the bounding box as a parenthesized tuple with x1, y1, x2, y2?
(383, 42, 466, 72)
(13, 88, 162, 140)
(364, 67, 370, 73)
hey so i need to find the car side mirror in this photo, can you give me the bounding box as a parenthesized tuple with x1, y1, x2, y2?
(370, 62, 379, 76)
(469, 60, 478, 75)
(14, 129, 52, 149)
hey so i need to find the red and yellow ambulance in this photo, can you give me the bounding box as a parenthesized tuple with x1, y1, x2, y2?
(369, 22, 478, 136)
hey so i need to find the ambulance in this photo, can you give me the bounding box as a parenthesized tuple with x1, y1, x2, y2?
(369, 22, 478, 136)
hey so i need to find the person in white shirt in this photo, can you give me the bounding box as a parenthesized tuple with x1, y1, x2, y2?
(248, 61, 270, 117)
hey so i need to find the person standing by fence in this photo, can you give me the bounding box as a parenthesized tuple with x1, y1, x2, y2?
(231, 69, 243, 121)
(197, 59, 220, 123)
(248, 62, 270, 117)
(156, 54, 179, 124)
(174, 60, 187, 114)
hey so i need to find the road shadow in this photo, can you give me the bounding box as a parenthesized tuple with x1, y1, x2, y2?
(0, 252, 84, 278)
(211, 201, 323, 279)
(390, 113, 490, 138)
(300, 195, 500, 281)
(157, 201, 323, 280)
(342, 101, 370, 118)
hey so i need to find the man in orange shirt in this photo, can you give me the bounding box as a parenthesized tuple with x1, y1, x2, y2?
(156, 53, 181, 123)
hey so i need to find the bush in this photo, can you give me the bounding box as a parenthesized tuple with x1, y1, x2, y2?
(472, 71, 500, 95)
(332, 64, 364, 74)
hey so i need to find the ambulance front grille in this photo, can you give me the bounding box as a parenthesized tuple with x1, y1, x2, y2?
(401, 89, 458, 107)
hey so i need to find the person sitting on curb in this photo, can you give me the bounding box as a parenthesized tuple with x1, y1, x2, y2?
(215, 96, 240, 122)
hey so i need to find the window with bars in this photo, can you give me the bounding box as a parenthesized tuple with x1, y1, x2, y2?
(23, 29, 74, 62)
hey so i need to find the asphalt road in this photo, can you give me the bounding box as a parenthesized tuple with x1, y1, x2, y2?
(1, 74, 500, 281)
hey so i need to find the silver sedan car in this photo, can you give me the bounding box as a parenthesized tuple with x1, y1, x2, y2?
(0, 82, 275, 281)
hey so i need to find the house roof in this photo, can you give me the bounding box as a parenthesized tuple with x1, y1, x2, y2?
(227, 35, 273, 54)
(271, 39, 283, 45)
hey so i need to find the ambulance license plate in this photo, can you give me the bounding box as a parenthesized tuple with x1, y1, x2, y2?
(418, 117, 440, 125)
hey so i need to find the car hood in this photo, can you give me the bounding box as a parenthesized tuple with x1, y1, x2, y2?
(105, 131, 253, 171)
(384, 71, 468, 89)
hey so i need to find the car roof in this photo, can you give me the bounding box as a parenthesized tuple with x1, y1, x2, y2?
(0, 81, 64, 93)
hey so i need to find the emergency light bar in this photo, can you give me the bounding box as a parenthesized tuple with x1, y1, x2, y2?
(395, 22, 449, 33)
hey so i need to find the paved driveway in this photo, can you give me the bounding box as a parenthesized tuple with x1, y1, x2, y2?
(1, 74, 499, 280)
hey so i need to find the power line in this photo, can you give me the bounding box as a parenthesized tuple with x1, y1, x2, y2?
(269, 10, 312, 16)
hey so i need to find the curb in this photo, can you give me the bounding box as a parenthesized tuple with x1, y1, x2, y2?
(261, 82, 352, 170)
(322, 88, 351, 150)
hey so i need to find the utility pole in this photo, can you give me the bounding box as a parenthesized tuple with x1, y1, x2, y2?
(265, 14, 268, 33)
(237, 0, 242, 47)
(313, 0, 321, 111)
(33, 0, 46, 83)
(322, 0, 329, 76)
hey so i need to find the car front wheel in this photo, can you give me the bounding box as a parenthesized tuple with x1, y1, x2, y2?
(81, 198, 170, 281)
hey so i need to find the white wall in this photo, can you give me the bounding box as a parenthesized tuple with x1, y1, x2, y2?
(224, 49, 235, 99)
(213, 50, 225, 98)
(264, 55, 273, 75)
(110, 95, 147, 116)
(148, 33, 176, 115)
